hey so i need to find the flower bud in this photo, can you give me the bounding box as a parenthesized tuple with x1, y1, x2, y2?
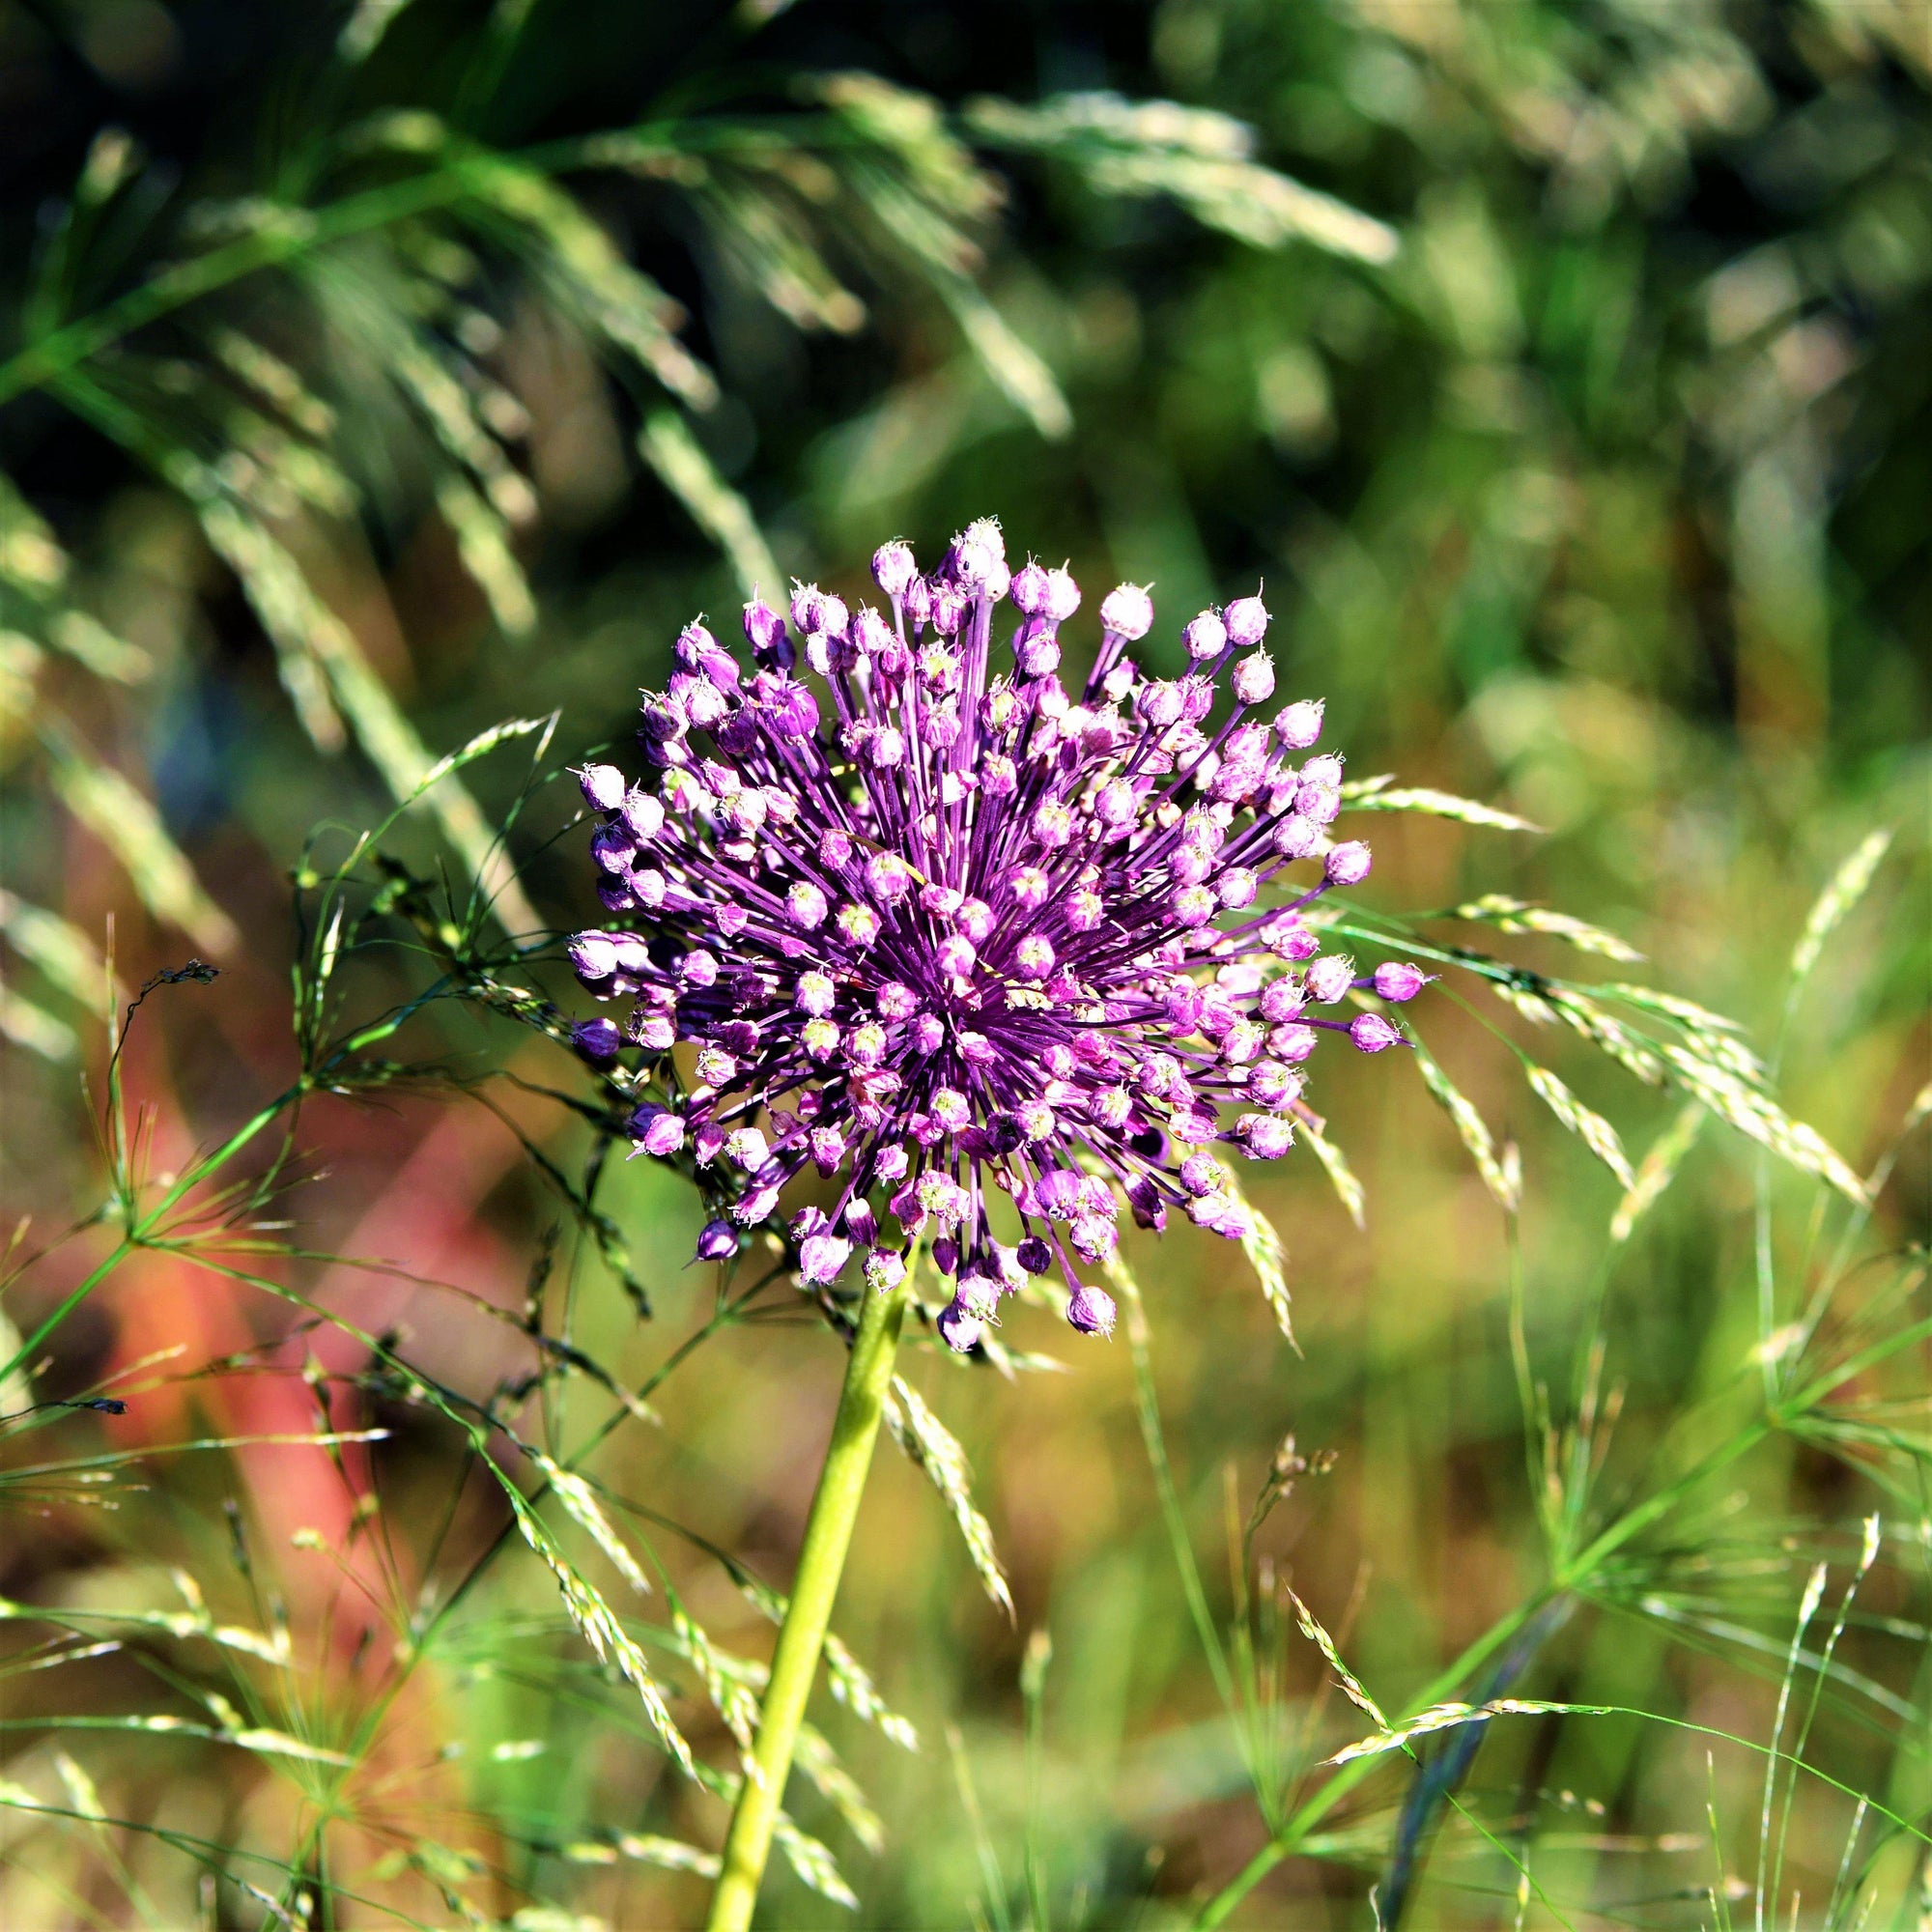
(1066, 1282, 1117, 1337)
(1306, 954, 1355, 1004)
(872, 540, 918, 598)
(1232, 651, 1275, 705)
(789, 582, 827, 635)
(1014, 627, 1062, 677)
(694, 1219, 738, 1262)
(1275, 698, 1324, 750)
(1350, 1012, 1404, 1053)
(1181, 610, 1227, 662)
(629, 1104, 685, 1157)
(571, 1017, 622, 1062)
(866, 1247, 907, 1294)
(846, 605, 890, 657)
(674, 619, 717, 668)
(1373, 961, 1429, 1002)
(1224, 593, 1269, 647)
(1126, 1176, 1167, 1231)
(1039, 566, 1078, 623)
(578, 763, 627, 811)
(1324, 840, 1372, 886)
(743, 598, 792, 666)
(568, 932, 619, 982)
(937, 1294, 984, 1353)
(1260, 978, 1308, 1023)
(1236, 1113, 1294, 1158)
(1136, 679, 1184, 729)
(786, 880, 830, 930)
(1099, 582, 1153, 639)
(620, 790, 665, 843)
(590, 823, 637, 873)
(799, 1234, 852, 1283)
(638, 691, 685, 742)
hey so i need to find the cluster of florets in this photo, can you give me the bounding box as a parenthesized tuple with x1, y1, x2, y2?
(568, 521, 1427, 1349)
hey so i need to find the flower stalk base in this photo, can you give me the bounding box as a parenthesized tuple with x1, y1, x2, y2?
(703, 1271, 912, 1932)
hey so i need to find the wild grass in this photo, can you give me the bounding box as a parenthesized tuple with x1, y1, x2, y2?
(1, 724, 1919, 1925)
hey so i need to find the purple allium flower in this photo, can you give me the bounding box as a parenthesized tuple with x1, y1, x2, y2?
(571, 526, 1415, 1346)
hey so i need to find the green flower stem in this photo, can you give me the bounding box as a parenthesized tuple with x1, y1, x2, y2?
(704, 1266, 914, 1932)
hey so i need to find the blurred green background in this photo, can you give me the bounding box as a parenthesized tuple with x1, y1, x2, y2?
(0, 2, 1926, 1926)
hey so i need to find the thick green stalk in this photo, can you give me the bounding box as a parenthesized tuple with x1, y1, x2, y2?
(704, 1269, 913, 1932)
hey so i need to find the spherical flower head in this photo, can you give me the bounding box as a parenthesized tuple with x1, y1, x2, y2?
(1224, 593, 1269, 648)
(1181, 610, 1227, 662)
(1099, 582, 1153, 639)
(1324, 840, 1372, 886)
(571, 1016, 622, 1063)
(575, 520, 1417, 1347)
(1350, 1011, 1404, 1053)
(1373, 961, 1430, 1002)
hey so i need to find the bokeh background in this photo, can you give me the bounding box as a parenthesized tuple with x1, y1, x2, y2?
(1, 3, 1926, 1926)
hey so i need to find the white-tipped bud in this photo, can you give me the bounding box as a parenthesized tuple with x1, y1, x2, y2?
(1181, 610, 1227, 661)
(1231, 650, 1275, 705)
(1275, 697, 1324, 750)
(1099, 582, 1153, 639)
